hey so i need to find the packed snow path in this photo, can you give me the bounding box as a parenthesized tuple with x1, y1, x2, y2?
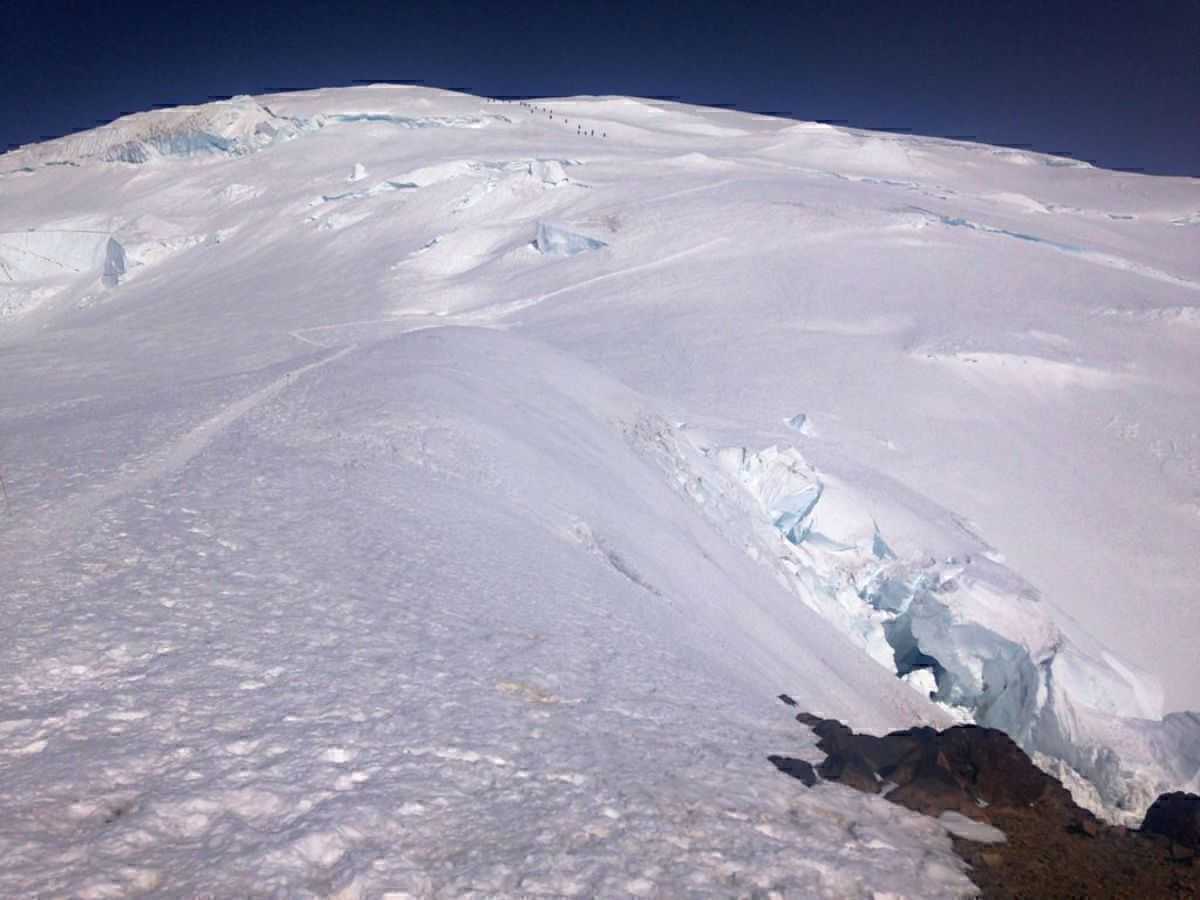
(2, 85, 1200, 895)
(4, 344, 356, 547)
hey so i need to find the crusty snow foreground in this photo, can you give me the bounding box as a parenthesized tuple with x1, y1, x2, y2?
(1, 86, 1198, 897)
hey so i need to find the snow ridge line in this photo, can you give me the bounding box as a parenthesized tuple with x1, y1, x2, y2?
(289, 319, 414, 347)
(639, 179, 738, 206)
(914, 208, 1200, 292)
(2, 344, 356, 543)
(288, 314, 453, 348)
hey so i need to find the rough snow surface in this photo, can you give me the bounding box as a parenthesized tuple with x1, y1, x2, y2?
(2, 83, 1199, 894)
(0, 328, 970, 897)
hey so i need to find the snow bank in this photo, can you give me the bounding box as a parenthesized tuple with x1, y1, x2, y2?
(1097, 304, 1200, 328)
(767, 125, 924, 177)
(529, 158, 568, 186)
(380, 159, 478, 188)
(0, 229, 112, 281)
(0, 229, 124, 289)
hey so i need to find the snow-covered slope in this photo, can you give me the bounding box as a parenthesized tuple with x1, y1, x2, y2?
(2, 85, 1198, 895)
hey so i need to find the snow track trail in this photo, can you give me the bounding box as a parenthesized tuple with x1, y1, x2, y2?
(460, 237, 731, 323)
(289, 317, 435, 347)
(1, 344, 356, 547)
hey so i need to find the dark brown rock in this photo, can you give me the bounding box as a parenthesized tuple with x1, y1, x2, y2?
(952, 807, 1200, 900)
(793, 711, 825, 728)
(820, 751, 882, 794)
(766, 755, 817, 787)
(799, 715, 1073, 821)
(1068, 817, 1101, 838)
(771, 711, 1200, 898)
(1142, 792, 1200, 850)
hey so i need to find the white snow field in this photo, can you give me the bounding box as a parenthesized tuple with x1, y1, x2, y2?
(1, 86, 1198, 896)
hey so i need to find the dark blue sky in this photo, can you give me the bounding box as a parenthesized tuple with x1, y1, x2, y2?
(5, 0, 1198, 175)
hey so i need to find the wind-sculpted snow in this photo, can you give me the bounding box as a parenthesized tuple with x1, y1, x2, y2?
(2, 83, 1199, 894)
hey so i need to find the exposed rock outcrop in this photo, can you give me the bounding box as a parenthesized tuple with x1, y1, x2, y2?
(766, 755, 817, 786)
(772, 710, 1200, 898)
(1142, 791, 1200, 850)
(794, 712, 1076, 818)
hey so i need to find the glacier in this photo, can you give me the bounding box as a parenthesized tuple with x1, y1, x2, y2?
(3, 96, 315, 169)
(1, 83, 1198, 896)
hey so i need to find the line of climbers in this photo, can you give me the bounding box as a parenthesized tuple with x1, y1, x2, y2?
(486, 98, 608, 139)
